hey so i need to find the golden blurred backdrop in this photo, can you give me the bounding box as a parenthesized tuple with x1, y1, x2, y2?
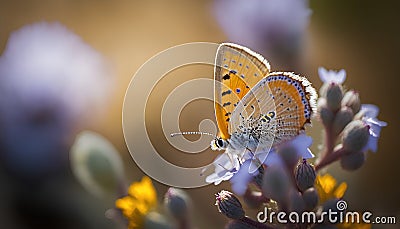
(0, 0, 399, 228)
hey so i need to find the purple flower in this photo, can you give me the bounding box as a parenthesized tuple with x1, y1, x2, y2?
(318, 67, 347, 84)
(229, 134, 314, 194)
(0, 22, 114, 178)
(230, 160, 257, 195)
(213, 0, 311, 65)
(359, 104, 387, 152)
(205, 153, 240, 185)
(282, 134, 315, 159)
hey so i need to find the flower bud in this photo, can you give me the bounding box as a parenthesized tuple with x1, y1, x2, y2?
(342, 120, 370, 152)
(215, 190, 245, 219)
(70, 131, 125, 198)
(318, 98, 334, 126)
(340, 151, 366, 171)
(332, 107, 354, 135)
(164, 188, 191, 221)
(342, 90, 361, 114)
(144, 212, 173, 229)
(302, 188, 318, 211)
(289, 190, 305, 213)
(262, 166, 292, 203)
(326, 83, 343, 111)
(295, 160, 316, 192)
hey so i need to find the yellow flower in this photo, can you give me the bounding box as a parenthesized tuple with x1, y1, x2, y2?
(115, 176, 157, 229)
(315, 174, 371, 229)
(315, 173, 347, 203)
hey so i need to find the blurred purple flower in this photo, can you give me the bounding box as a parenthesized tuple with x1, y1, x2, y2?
(359, 104, 387, 153)
(318, 67, 347, 84)
(230, 160, 257, 195)
(213, 0, 311, 65)
(282, 134, 315, 159)
(229, 134, 313, 194)
(0, 22, 114, 178)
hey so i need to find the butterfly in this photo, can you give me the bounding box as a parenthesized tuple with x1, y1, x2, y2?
(208, 43, 317, 176)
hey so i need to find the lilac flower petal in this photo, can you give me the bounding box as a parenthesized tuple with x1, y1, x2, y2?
(336, 69, 347, 83)
(364, 117, 387, 137)
(231, 160, 258, 195)
(303, 148, 315, 159)
(287, 134, 315, 159)
(206, 153, 240, 185)
(361, 104, 379, 118)
(290, 134, 312, 150)
(318, 67, 330, 83)
(363, 135, 378, 153)
(264, 150, 284, 167)
(318, 67, 346, 84)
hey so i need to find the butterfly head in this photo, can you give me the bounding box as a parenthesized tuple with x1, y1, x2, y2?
(210, 137, 228, 151)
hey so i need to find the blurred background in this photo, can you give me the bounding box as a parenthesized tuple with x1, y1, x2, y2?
(0, 0, 399, 228)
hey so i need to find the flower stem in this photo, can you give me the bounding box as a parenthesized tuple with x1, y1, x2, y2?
(315, 147, 347, 171)
(315, 125, 339, 171)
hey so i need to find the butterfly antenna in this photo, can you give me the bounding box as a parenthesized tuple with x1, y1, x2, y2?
(170, 131, 214, 137)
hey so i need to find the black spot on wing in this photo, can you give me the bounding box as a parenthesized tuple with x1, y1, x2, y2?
(223, 102, 231, 107)
(222, 90, 232, 96)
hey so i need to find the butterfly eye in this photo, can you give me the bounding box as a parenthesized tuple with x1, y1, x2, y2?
(217, 139, 224, 147)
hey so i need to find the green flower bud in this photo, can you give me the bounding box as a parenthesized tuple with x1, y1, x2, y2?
(144, 212, 173, 229)
(318, 98, 334, 126)
(342, 90, 361, 114)
(340, 151, 366, 171)
(333, 107, 354, 135)
(326, 83, 343, 111)
(70, 131, 125, 197)
(262, 166, 292, 203)
(302, 188, 318, 211)
(289, 190, 305, 213)
(215, 190, 245, 219)
(164, 188, 191, 221)
(342, 120, 370, 152)
(295, 160, 316, 192)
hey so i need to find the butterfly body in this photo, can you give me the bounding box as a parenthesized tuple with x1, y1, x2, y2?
(211, 43, 317, 173)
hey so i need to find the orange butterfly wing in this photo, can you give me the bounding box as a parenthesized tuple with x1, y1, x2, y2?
(265, 72, 317, 143)
(214, 43, 271, 139)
